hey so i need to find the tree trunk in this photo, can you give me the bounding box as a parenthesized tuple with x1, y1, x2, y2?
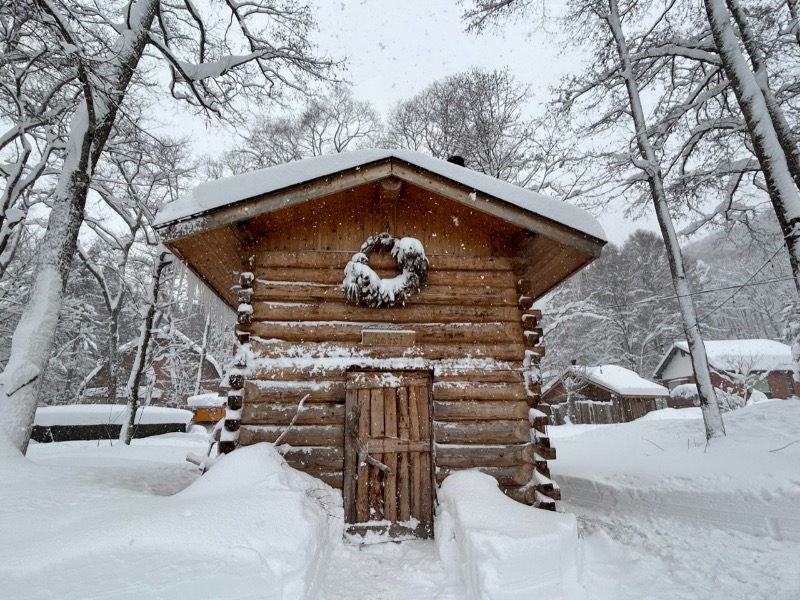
(705, 0, 800, 294)
(605, 0, 725, 439)
(705, 0, 800, 383)
(726, 0, 800, 190)
(121, 251, 172, 445)
(0, 0, 159, 453)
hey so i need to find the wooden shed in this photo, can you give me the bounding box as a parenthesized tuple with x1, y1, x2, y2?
(153, 149, 606, 538)
(542, 365, 669, 425)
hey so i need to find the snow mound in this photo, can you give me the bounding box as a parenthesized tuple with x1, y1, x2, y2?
(436, 470, 581, 599)
(2, 442, 342, 599)
(639, 407, 702, 420)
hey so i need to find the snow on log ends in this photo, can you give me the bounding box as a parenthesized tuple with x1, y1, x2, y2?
(436, 470, 581, 600)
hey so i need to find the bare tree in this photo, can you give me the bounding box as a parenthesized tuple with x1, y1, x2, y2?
(0, 0, 333, 453)
(384, 68, 588, 195)
(120, 249, 172, 445)
(207, 85, 380, 177)
(464, 0, 726, 439)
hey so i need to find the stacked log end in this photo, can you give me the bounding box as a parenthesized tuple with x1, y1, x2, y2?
(219, 269, 254, 454)
(517, 286, 560, 511)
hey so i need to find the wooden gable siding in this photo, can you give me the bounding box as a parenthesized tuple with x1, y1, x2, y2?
(245, 182, 523, 255)
(235, 190, 544, 502)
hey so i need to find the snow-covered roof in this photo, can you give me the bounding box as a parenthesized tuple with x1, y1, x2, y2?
(153, 149, 606, 242)
(655, 339, 794, 377)
(545, 365, 668, 398)
(581, 365, 669, 397)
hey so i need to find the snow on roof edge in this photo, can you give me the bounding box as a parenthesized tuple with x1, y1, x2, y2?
(153, 149, 607, 242)
(654, 339, 795, 378)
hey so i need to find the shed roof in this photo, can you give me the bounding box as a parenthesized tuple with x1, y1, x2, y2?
(653, 339, 794, 379)
(153, 149, 606, 309)
(545, 365, 669, 398)
(154, 149, 606, 242)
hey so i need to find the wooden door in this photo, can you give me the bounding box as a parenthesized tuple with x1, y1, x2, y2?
(344, 371, 434, 539)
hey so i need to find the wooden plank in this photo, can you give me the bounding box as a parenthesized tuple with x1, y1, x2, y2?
(369, 388, 385, 521)
(433, 400, 529, 422)
(416, 384, 433, 526)
(292, 470, 343, 489)
(282, 446, 344, 471)
(242, 403, 344, 426)
(347, 371, 431, 389)
(255, 251, 515, 271)
(343, 389, 358, 523)
(252, 302, 521, 323)
(362, 330, 416, 347)
(253, 266, 517, 288)
(435, 443, 534, 468)
(245, 367, 347, 382)
(433, 369, 524, 384)
(253, 283, 519, 307)
(433, 382, 528, 401)
(367, 438, 430, 453)
(356, 389, 371, 523)
(245, 380, 345, 402)
(249, 321, 521, 344)
(434, 420, 530, 445)
(398, 386, 411, 522)
(408, 385, 422, 521)
(238, 424, 343, 446)
(384, 388, 398, 522)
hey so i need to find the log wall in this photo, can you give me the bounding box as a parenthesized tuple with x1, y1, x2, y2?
(235, 247, 555, 505)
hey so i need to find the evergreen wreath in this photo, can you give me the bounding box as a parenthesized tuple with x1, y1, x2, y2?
(342, 232, 428, 308)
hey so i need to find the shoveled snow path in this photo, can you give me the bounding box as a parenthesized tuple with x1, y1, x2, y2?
(323, 540, 463, 600)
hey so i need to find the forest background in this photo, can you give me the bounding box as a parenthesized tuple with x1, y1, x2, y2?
(0, 0, 796, 425)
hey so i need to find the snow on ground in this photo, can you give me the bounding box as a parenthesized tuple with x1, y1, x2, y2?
(1, 434, 341, 600)
(1, 400, 799, 599)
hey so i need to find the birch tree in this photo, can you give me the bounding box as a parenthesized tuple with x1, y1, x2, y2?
(464, 0, 726, 438)
(0, 0, 332, 453)
(702, 0, 800, 378)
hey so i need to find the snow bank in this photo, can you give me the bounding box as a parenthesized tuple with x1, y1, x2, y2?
(1, 442, 342, 599)
(436, 470, 581, 600)
(34, 404, 192, 426)
(639, 407, 702, 420)
(551, 400, 800, 541)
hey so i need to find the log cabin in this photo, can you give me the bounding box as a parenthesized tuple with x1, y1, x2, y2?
(153, 149, 607, 538)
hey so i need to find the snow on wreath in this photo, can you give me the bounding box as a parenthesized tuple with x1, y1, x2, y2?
(343, 233, 428, 308)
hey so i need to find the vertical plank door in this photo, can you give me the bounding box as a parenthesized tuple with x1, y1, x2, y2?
(344, 371, 434, 539)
